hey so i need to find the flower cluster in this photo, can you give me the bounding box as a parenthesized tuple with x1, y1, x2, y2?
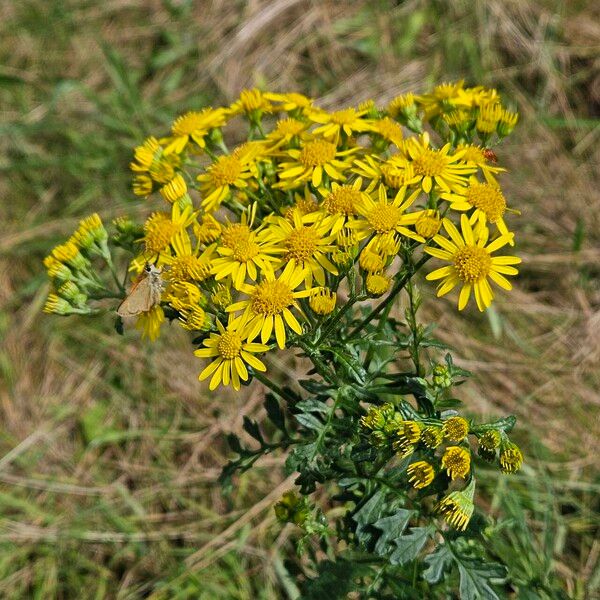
(360, 401, 523, 531)
(42, 83, 524, 593)
(47, 83, 520, 389)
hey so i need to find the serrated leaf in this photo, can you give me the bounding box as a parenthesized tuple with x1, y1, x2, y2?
(295, 398, 329, 414)
(264, 394, 287, 433)
(295, 413, 323, 432)
(457, 557, 506, 600)
(373, 509, 413, 556)
(226, 433, 243, 454)
(423, 544, 453, 584)
(389, 526, 432, 565)
(242, 417, 264, 443)
(435, 397, 464, 410)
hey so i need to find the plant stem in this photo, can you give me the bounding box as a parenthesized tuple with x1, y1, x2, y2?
(348, 254, 431, 339)
(253, 370, 295, 403)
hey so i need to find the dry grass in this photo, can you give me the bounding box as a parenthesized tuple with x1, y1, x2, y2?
(0, 0, 598, 597)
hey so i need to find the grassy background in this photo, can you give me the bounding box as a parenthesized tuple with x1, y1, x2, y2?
(1, 0, 599, 597)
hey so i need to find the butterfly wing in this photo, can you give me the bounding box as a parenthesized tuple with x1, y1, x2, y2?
(117, 276, 155, 317)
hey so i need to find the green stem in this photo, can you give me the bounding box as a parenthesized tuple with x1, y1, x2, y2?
(348, 254, 431, 339)
(406, 277, 422, 377)
(253, 370, 295, 404)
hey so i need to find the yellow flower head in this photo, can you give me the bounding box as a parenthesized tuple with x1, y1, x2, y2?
(211, 214, 279, 289)
(349, 184, 424, 246)
(309, 287, 336, 316)
(443, 416, 469, 442)
(407, 460, 435, 489)
(164, 108, 228, 155)
(405, 133, 476, 194)
(500, 441, 523, 474)
(441, 446, 471, 480)
(425, 215, 521, 311)
(309, 107, 373, 141)
(197, 151, 257, 212)
(142, 203, 196, 257)
(366, 272, 391, 297)
(195, 319, 270, 391)
(436, 480, 475, 531)
(265, 212, 338, 287)
(229, 88, 274, 117)
(226, 262, 313, 349)
(370, 116, 404, 147)
(421, 425, 444, 449)
(276, 137, 357, 189)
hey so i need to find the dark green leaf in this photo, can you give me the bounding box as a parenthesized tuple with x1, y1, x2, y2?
(423, 544, 454, 584)
(457, 557, 506, 600)
(373, 509, 413, 556)
(389, 526, 433, 565)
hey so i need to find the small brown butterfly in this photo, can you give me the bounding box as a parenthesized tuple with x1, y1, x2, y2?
(482, 148, 498, 163)
(117, 263, 164, 317)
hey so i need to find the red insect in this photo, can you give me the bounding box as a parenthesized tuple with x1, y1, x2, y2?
(483, 148, 498, 163)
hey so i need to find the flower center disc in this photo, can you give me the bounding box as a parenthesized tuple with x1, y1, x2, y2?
(330, 108, 357, 124)
(209, 155, 243, 186)
(251, 280, 294, 316)
(453, 246, 491, 283)
(286, 227, 318, 262)
(324, 187, 360, 216)
(465, 182, 506, 222)
(413, 149, 446, 176)
(217, 331, 243, 359)
(367, 204, 402, 233)
(299, 140, 337, 167)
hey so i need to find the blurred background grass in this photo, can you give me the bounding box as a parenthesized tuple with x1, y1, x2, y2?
(0, 0, 598, 598)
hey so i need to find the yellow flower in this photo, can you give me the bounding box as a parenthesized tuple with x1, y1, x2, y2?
(421, 426, 444, 449)
(142, 203, 196, 257)
(161, 230, 214, 283)
(195, 320, 270, 391)
(265, 91, 314, 114)
(366, 272, 391, 296)
(135, 305, 165, 342)
(393, 420, 422, 450)
(164, 108, 228, 155)
(425, 215, 521, 311)
(309, 287, 336, 315)
(44, 256, 73, 282)
(316, 178, 365, 235)
(130, 136, 162, 172)
(265, 118, 309, 146)
(194, 214, 222, 244)
(276, 137, 357, 189)
(455, 144, 506, 184)
(416, 81, 466, 120)
(265, 212, 338, 286)
(476, 100, 502, 136)
(441, 446, 471, 480)
(407, 461, 435, 489)
(349, 184, 424, 248)
(405, 133, 476, 194)
(370, 117, 403, 147)
(436, 480, 475, 531)
(309, 107, 373, 141)
(387, 92, 417, 120)
(498, 109, 519, 137)
(197, 151, 257, 212)
(443, 416, 469, 442)
(226, 262, 313, 349)
(415, 209, 442, 239)
(211, 217, 279, 290)
(442, 177, 516, 242)
(229, 88, 274, 117)
(159, 173, 188, 204)
(499, 441, 523, 474)
(478, 429, 501, 451)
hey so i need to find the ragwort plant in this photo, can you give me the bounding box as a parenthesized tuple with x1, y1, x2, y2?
(43, 83, 524, 598)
